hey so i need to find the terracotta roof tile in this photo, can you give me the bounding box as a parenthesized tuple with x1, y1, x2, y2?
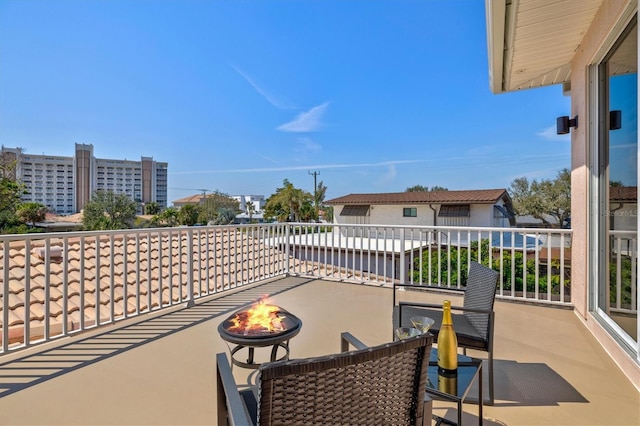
(0, 229, 306, 346)
(325, 189, 510, 205)
(609, 186, 637, 202)
(172, 194, 204, 204)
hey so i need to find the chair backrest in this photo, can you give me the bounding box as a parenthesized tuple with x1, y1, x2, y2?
(463, 261, 500, 339)
(256, 334, 433, 426)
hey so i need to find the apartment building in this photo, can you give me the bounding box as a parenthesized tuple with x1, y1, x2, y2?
(1, 143, 168, 214)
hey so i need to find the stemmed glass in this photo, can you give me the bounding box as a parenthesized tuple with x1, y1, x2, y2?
(394, 327, 421, 340)
(410, 316, 435, 334)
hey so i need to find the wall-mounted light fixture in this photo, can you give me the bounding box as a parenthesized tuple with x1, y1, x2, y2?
(556, 115, 578, 135)
(610, 110, 622, 130)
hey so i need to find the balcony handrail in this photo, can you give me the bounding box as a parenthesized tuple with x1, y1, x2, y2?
(0, 221, 633, 356)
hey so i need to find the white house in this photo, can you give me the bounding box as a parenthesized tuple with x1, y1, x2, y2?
(231, 195, 266, 214)
(325, 189, 515, 228)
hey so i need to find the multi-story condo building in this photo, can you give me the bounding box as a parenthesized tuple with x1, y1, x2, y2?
(1, 144, 168, 214)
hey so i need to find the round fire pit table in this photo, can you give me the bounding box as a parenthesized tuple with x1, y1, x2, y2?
(218, 304, 302, 370)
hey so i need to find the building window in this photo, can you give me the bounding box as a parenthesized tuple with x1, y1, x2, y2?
(340, 205, 370, 216)
(438, 204, 470, 217)
(403, 207, 417, 217)
(591, 16, 637, 352)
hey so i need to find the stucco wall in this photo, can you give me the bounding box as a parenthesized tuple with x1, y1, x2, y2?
(333, 203, 509, 228)
(570, 0, 639, 390)
(369, 205, 435, 226)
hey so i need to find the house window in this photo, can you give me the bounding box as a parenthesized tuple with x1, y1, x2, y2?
(591, 16, 637, 351)
(403, 207, 417, 217)
(438, 204, 470, 217)
(493, 205, 515, 227)
(339, 205, 370, 225)
(340, 205, 370, 216)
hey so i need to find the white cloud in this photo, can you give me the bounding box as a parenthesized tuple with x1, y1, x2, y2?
(173, 159, 421, 175)
(277, 102, 330, 133)
(230, 64, 293, 109)
(536, 125, 571, 141)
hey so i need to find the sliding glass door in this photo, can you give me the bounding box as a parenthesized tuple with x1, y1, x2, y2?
(592, 16, 638, 355)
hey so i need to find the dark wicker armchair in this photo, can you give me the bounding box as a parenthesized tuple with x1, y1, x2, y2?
(216, 333, 434, 426)
(393, 261, 499, 405)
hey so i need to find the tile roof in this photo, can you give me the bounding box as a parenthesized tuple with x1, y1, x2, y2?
(0, 229, 297, 347)
(325, 189, 510, 205)
(609, 186, 637, 202)
(172, 194, 204, 204)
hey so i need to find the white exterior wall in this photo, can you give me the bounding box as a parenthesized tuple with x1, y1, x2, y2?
(5, 148, 76, 214)
(333, 202, 511, 228)
(368, 205, 435, 226)
(610, 202, 638, 231)
(470, 204, 491, 227)
(95, 159, 142, 202)
(568, 0, 639, 388)
(233, 195, 266, 213)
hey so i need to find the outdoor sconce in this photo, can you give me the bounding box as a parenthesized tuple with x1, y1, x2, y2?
(556, 115, 578, 135)
(610, 110, 622, 130)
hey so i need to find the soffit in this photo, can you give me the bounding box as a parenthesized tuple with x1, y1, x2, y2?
(487, 0, 604, 93)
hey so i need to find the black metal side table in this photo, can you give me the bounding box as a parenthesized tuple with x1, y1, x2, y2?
(425, 352, 483, 426)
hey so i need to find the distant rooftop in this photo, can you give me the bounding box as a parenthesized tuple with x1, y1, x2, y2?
(325, 189, 510, 205)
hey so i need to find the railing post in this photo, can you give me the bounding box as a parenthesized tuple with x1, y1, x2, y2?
(2, 240, 9, 353)
(285, 224, 291, 275)
(399, 228, 406, 284)
(186, 229, 195, 307)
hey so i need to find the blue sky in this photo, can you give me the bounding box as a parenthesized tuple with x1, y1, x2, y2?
(0, 0, 571, 204)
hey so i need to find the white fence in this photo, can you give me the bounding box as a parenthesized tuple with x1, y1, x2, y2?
(1, 222, 634, 355)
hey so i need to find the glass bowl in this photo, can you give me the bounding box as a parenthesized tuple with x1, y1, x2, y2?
(410, 316, 435, 333)
(395, 327, 421, 340)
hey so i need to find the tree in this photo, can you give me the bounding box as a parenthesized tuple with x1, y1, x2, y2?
(178, 203, 201, 226)
(155, 207, 179, 227)
(200, 191, 240, 223)
(315, 181, 327, 210)
(0, 153, 25, 214)
(430, 186, 449, 192)
(145, 201, 161, 215)
(509, 168, 571, 227)
(16, 202, 48, 226)
(83, 190, 137, 230)
(405, 185, 448, 192)
(211, 207, 236, 225)
(406, 185, 429, 192)
(246, 201, 255, 222)
(264, 179, 314, 222)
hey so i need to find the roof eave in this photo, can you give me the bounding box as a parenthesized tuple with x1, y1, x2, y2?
(486, 0, 507, 94)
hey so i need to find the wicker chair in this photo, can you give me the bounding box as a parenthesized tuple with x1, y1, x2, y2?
(216, 333, 434, 426)
(393, 261, 499, 405)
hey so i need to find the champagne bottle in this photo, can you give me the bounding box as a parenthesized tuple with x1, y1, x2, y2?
(438, 369, 458, 395)
(437, 300, 458, 373)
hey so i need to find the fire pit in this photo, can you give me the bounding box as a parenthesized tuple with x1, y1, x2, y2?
(218, 300, 302, 369)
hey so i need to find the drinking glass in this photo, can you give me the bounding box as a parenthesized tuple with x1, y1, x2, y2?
(395, 327, 421, 340)
(410, 316, 435, 333)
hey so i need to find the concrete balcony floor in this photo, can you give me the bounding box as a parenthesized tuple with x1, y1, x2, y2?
(0, 276, 638, 425)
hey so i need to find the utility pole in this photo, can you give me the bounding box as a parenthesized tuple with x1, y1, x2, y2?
(308, 170, 320, 218)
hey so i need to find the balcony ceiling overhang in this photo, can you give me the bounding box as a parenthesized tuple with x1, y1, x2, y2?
(486, 0, 604, 94)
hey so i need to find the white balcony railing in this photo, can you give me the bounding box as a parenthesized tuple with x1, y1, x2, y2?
(0, 222, 634, 355)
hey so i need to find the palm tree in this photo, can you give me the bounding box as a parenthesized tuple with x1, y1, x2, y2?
(16, 202, 48, 227)
(246, 201, 255, 223)
(265, 179, 313, 222)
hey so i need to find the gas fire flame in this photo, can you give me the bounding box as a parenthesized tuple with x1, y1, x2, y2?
(227, 298, 286, 335)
